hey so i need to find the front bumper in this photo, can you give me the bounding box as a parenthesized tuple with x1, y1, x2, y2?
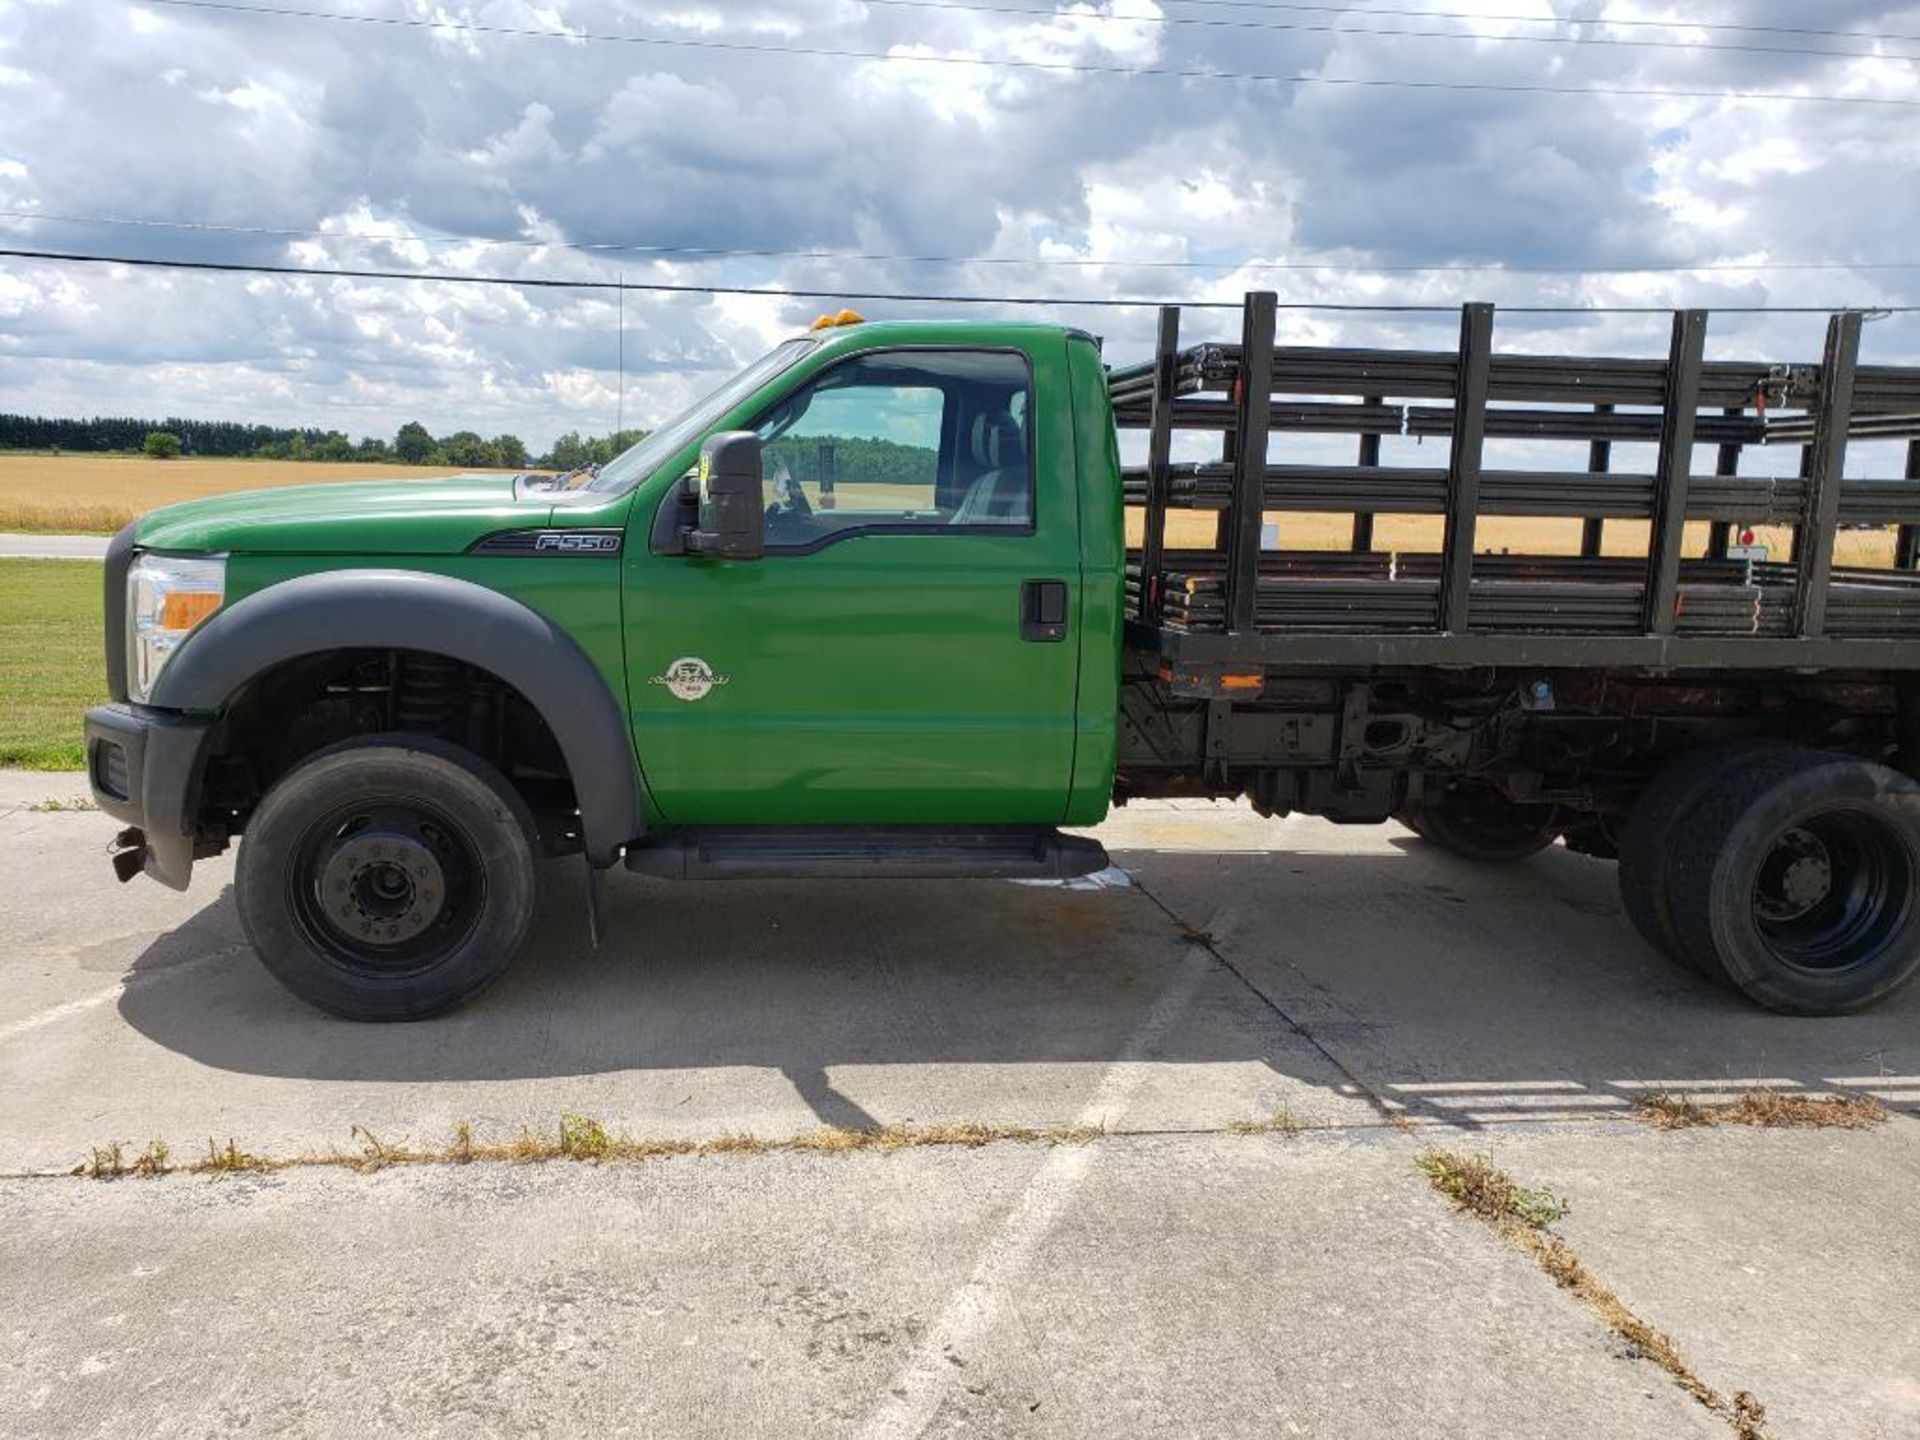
(84, 703, 214, 891)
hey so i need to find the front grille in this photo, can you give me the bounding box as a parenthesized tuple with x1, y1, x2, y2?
(93, 740, 130, 801)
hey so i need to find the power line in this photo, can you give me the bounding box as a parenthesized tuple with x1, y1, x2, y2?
(8, 207, 1920, 277)
(5, 245, 1916, 315)
(1009, 0, 1920, 48)
(851, 0, 1920, 63)
(142, 0, 1920, 108)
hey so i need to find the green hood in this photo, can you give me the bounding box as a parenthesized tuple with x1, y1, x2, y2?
(135, 475, 551, 555)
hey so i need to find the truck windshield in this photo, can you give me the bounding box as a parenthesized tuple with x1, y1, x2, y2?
(584, 338, 818, 494)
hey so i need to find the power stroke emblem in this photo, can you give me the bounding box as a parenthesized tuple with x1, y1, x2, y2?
(650, 656, 730, 702)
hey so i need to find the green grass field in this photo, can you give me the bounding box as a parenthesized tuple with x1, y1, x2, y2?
(0, 560, 104, 769)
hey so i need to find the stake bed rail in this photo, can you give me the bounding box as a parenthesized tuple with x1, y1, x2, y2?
(1117, 295, 1920, 672)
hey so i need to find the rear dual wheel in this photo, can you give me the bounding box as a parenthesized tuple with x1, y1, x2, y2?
(1618, 740, 1801, 971)
(1621, 745, 1920, 1014)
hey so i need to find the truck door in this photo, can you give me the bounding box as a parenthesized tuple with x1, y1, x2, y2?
(627, 343, 1084, 826)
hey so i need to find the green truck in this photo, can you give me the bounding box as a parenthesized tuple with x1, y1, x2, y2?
(85, 295, 1920, 1021)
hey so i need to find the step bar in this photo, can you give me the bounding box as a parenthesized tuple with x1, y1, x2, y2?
(624, 826, 1109, 881)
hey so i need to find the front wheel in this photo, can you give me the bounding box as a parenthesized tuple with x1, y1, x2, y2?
(236, 736, 538, 1021)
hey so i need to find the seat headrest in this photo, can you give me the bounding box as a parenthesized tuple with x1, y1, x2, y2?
(969, 411, 1023, 471)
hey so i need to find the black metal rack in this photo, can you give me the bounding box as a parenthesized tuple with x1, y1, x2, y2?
(1116, 294, 1920, 672)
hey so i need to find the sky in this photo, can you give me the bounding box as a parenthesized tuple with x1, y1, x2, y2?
(2, 0, 1919, 455)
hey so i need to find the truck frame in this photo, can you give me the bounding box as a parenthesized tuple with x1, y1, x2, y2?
(84, 295, 1920, 1020)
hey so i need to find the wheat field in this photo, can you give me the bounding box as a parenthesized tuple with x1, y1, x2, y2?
(0, 453, 1904, 567)
(1131, 510, 1902, 569)
(0, 455, 519, 534)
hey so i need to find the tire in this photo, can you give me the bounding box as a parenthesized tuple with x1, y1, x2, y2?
(1666, 753, 1920, 1015)
(236, 735, 539, 1021)
(1395, 783, 1558, 863)
(1617, 740, 1811, 971)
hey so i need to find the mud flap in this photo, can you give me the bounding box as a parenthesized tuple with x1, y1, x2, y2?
(584, 855, 604, 948)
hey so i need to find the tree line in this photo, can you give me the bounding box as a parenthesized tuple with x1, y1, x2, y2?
(763, 434, 939, 487)
(4, 413, 945, 482)
(0, 413, 653, 471)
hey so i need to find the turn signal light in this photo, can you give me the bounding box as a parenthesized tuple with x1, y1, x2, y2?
(159, 591, 223, 629)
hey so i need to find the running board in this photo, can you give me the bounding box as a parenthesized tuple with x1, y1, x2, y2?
(623, 826, 1109, 881)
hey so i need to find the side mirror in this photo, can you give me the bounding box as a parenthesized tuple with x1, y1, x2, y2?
(686, 432, 765, 561)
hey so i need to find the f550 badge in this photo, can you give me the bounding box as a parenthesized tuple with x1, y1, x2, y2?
(469, 528, 623, 557)
(536, 532, 621, 553)
(650, 656, 730, 702)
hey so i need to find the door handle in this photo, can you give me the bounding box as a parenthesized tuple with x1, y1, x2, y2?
(1020, 579, 1069, 643)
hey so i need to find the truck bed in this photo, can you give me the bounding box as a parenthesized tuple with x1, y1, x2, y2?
(1114, 298, 1920, 674)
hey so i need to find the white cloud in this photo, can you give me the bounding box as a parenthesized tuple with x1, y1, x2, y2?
(0, 0, 1917, 452)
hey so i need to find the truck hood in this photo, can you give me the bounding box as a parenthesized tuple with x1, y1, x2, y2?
(134, 475, 552, 555)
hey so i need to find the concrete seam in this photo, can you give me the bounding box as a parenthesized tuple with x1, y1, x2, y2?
(1127, 875, 1407, 1126)
(850, 941, 1217, 1440)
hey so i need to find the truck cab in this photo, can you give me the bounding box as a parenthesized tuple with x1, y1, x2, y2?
(83, 315, 1125, 1020)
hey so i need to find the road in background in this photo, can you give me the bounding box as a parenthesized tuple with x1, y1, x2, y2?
(0, 534, 108, 559)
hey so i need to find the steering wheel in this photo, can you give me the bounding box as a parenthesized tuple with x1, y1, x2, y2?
(764, 453, 813, 522)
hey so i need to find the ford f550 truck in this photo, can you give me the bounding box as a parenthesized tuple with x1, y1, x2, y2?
(85, 295, 1920, 1020)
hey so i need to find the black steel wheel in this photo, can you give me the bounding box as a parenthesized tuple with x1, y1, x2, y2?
(289, 801, 483, 975)
(1666, 754, 1920, 1014)
(1395, 783, 1559, 863)
(1617, 741, 1812, 971)
(237, 736, 538, 1020)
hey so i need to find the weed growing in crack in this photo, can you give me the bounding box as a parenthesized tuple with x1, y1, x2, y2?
(1415, 1147, 1776, 1439)
(557, 1114, 613, 1160)
(1415, 1149, 1567, 1228)
(1227, 1104, 1310, 1137)
(76, 1140, 174, 1179)
(72, 1115, 1129, 1181)
(79, 1142, 124, 1179)
(196, 1138, 272, 1175)
(1633, 1088, 1888, 1132)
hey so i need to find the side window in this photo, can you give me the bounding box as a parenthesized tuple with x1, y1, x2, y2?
(754, 349, 1032, 551)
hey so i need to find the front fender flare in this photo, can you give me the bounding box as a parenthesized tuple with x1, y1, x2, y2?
(150, 569, 644, 864)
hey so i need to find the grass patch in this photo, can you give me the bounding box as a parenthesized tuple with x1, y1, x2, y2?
(1417, 1147, 1776, 1439)
(1633, 1088, 1890, 1132)
(0, 558, 104, 769)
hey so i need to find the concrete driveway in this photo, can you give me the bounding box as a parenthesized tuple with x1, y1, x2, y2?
(3, 773, 1915, 1439)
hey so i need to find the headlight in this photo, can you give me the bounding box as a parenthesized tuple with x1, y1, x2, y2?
(126, 552, 226, 703)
